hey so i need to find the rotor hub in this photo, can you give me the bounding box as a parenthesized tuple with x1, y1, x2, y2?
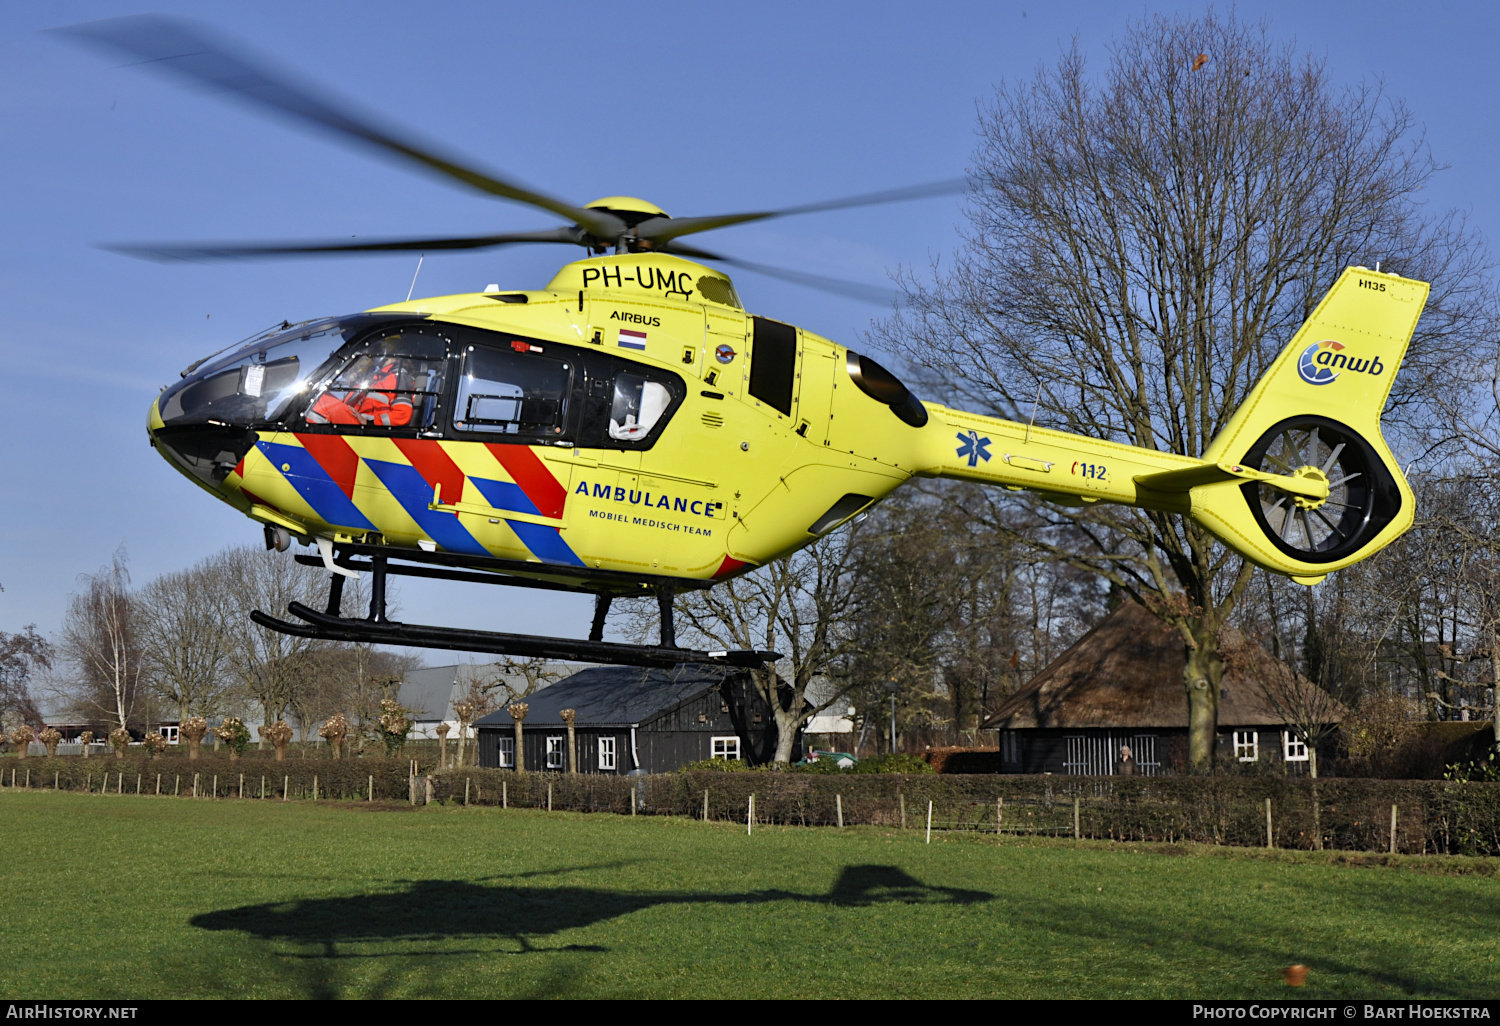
(1291, 465, 1330, 510)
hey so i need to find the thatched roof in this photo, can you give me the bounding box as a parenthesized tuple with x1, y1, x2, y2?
(982, 600, 1346, 730)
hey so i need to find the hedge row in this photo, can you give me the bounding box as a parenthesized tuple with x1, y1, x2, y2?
(7, 757, 1500, 856)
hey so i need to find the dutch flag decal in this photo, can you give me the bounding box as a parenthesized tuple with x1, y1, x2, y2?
(618, 328, 647, 351)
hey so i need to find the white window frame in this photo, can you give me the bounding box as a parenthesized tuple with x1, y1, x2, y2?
(598, 736, 617, 771)
(546, 736, 565, 770)
(1234, 730, 1259, 762)
(162, 726, 179, 745)
(498, 736, 515, 769)
(1282, 731, 1308, 762)
(711, 735, 741, 761)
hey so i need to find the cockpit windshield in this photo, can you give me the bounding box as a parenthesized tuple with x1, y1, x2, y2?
(156, 316, 389, 428)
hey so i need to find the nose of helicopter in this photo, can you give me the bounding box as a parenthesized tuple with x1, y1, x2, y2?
(147, 393, 258, 490)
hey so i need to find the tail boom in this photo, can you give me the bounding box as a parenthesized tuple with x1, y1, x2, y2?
(912, 267, 1427, 581)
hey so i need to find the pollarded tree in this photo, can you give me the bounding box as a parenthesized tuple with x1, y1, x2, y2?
(884, 11, 1491, 768)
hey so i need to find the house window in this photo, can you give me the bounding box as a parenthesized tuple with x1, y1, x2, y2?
(599, 737, 617, 771)
(1000, 731, 1021, 764)
(1234, 731, 1259, 762)
(162, 726, 179, 745)
(546, 736, 565, 770)
(1282, 731, 1309, 762)
(498, 737, 514, 769)
(712, 736, 741, 761)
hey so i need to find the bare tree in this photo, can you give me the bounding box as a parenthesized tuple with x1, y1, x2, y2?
(56, 549, 141, 733)
(667, 526, 863, 765)
(883, 11, 1489, 768)
(217, 545, 331, 742)
(136, 558, 235, 723)
(0, 625, 51, 735)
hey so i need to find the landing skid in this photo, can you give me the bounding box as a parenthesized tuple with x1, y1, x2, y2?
(250, 603, 776, 668)
(253, 544, 777, 669)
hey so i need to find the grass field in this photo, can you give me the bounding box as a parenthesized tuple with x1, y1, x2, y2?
(1, 791, 1496, 999)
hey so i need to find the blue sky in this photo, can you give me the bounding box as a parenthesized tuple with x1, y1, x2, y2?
(2, 0, 1496, 654)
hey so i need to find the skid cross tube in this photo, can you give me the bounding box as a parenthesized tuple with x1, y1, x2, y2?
(249, 602, 777, 669)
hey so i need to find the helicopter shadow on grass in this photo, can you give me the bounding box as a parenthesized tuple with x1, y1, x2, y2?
(190, 864, 993, 962)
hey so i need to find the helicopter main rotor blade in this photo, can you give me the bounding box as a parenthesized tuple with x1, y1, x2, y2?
(54, 15, 625, 241)
(105, 227, 583, 262)
(636, 178, 966, 245)
(664, 242, 901, 305)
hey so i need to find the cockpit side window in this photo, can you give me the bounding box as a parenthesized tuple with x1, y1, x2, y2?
(451, 342, 572, 438)
(304, 329, 448, 431)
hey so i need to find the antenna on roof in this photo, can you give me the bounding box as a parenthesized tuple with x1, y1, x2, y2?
(406, 254, 425, 303)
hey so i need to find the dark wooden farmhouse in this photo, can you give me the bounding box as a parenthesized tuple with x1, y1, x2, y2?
(981, 600, 1345, 775)
(474, 665, 796, 773)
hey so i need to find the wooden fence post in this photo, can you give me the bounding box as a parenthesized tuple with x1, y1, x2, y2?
(747, 793, 755, 835)
(86, 772, 92, 794)
(239, 773, 244, 799)
(313, 775, 319, 801)
(136, 774, 141, 795)
(192, 773, 199, 799)
(174, 774, 179, 796)
(368, 775, 373, 802)
(502, 780, 507, 809)
(703, 788, 709, 822)
(1073, 797, 1080, 839)
(926, 800, 933, 844)
(156, 773, 161, 796)
(116, 773, 122, 795)
(1266, 797, 1274, 849)
(548, 782, 553, 812)
(283, 775, 289, 802)
(212, 774, 217, 799)
(997, 796, 1003, 836)
(900, 792, 906, 830)
(1390, 804, 1398, 855)
(836, 793, 843, 829)
(465, 778, 471, 806)
(261, 776, 266, 800)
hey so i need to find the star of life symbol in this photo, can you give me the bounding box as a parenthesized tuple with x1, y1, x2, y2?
(955, 430, 992, 468)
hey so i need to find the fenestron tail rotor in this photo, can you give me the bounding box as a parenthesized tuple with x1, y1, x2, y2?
(56, 14, 960, 303)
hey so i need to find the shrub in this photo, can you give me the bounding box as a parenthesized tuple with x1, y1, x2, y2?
(143, 732, 168, 758)
(108, 727, 131, 759)
(37, 727, 61, 758)
(679, 758, 755, 773)
(11, 725, 35, 759)
(854, 753, 933, 774)
(78, 730, 94, 757)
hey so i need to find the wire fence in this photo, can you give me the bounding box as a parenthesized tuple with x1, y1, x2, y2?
(6, 757, 1500, 856)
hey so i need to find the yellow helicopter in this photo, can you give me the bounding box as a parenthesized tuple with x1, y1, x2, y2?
(68, 17, 1427, 669)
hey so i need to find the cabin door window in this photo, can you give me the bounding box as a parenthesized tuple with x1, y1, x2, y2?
(497, 737, 515, 769)
(453, 342, 572, 439)
(598, 736, 617, 771)
(545, 736, 565, 770)
(711, 736, 741, 761)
